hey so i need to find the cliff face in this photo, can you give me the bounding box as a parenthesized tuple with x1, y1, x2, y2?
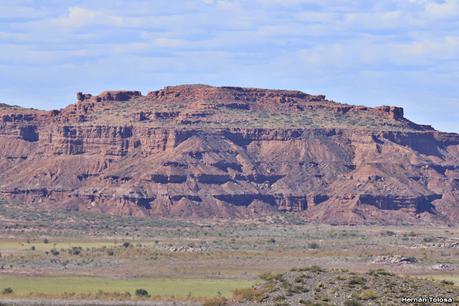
(0, 85, 458, 225)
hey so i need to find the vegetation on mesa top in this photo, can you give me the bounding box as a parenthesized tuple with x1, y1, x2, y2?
(1, 85, 431, 131)
(77, 90, 419, 131)
(87, 100, 416, 131)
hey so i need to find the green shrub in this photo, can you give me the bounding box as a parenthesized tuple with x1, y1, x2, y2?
(440, 280, 454, 286)
(368, 269, 393, 276)
(359, 289, 377, 300)
(69, 246, 82, 255)
(135, 288, 149, 297)
(348, 276, 367, 285)
(2, 287, 13, 295)
(122, 242, 131, 248)
(259, 272, 274, 281)
(344, 299, 363, 306)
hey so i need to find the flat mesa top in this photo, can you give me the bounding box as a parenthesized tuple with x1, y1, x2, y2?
(0, 84, 433, 131)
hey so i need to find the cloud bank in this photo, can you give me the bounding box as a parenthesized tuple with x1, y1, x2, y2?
(0, 0, 458, 132)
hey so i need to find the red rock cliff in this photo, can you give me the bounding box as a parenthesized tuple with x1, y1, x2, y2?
(0, 85, 457, 225)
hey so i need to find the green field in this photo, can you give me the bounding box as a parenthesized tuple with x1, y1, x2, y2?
(0, 275, 256, 298)
(0, 240, 115, 251)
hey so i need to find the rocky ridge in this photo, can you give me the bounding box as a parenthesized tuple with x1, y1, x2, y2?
(0, 84, 458, 224)
(231, 266, 458, 305)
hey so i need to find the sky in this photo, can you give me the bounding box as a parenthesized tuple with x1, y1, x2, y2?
(0, 0, 458, 132)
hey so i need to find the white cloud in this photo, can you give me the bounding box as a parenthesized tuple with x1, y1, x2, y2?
(425, 0, 459, 19)
(0, 0, 458, 132)
(397, 35, 459, 60)
(154, 38, 187, 48)
(50, 7, 125, 28)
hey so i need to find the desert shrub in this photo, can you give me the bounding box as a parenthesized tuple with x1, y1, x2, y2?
(273, 295, 286, 301)
(440, 280, 454, 286)
(348, 276, 367, 285)
(299, 300, 322, 306)
(307, 265, 325, 273)
(69, 246, 82, 255)
(50, 249, 60, 256)
(381, 230, 396, 236)
(233, 287, 269, 303)
(368, 269, 393, 276)
(233, 287, 258, 301)
(2, 287, 13, 294)
(359, 289, 377, 300)
(203, 297, 228, 306)
(344, 299, 363, 306)
(294, 284, 309, 293)
(43, 238, 49, 244)
(308, 242, 320, 249)
(273, 273, 285, 281)
(259, 272, 274, 281)
(135, 288, 149, 297)
(31, 246, 36, 251)
(122, 242, 131, 248)
(107, 249, 115, 256)
(294, 276, 304, 283)
(62, 291, 76, 298)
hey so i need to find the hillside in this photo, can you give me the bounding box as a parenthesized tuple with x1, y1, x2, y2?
(0, 84, 458, 224)
(230, 267, 458, 305)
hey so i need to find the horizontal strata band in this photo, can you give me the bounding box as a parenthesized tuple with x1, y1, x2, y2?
(0, 84, 457, 225)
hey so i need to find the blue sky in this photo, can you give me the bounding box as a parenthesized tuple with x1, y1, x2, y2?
(0, 0, 458, 132)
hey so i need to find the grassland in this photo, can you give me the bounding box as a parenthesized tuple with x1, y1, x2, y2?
(0, 240, 112, 252)
(422, 274, 459, 284)
(0, 203, 457, 304)
(0, 275, 254, 298)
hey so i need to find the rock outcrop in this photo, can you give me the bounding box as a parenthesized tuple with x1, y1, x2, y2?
(0, 84, 458, 224)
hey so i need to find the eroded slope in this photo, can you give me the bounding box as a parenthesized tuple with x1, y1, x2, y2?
(0, 85, 458, 224)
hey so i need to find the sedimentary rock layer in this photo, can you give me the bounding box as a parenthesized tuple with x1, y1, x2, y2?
(0, 85, 457, 224)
